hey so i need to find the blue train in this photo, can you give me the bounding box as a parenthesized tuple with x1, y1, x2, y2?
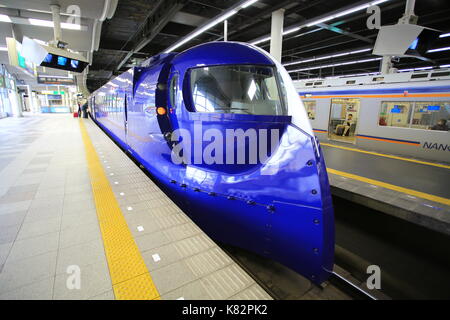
(89, 41, 334, 284)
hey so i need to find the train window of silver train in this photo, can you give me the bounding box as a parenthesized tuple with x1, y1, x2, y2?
(328, 98, 360, 143)
(189, 65, 287, 116)
(379, 102, 413, 128)
(411, 73, 428, 79)
(411, 102, 450, 131)
(303, 101, 316, 120)
(431, 71, 450, 77)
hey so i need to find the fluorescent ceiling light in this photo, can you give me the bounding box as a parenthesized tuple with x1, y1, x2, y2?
(61, 22, 81, 30)
(427, 46, 450, 53)
(288, 57, 382, 73)
(306, 16, 335, 27)
(0, 14, 11, 23)
(398, 66, 433, 72)
(439, 33, 450, 38)
(283, 48, 372, 67)
(252, 36, 271, 45)
(251, 0, 392, 45)
(0, 46, 7, 51)
(241, 0, 259, 9)
(164, 0, 260, 53)
(165, 9, 238, 52)
(283, 26, 301, 36)
(28, 18, 81, 30)
(439, 64, 450, 68)
(28, 18, 53, 27)
(308, 0, 390, 27)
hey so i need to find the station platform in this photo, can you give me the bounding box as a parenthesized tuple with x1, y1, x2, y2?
(321, 141, 450, 235)
(0, 114, 271, 300)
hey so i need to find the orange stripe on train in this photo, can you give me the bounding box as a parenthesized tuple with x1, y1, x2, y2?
(356, 135, 420, 146)
(300, 93, 450, 99)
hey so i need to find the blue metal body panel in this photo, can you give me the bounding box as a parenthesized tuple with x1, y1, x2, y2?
(90, 42, 334, 284)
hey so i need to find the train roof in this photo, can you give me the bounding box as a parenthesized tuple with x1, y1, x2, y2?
(170, 41, 274, 72)
(294, 68, 450, 90)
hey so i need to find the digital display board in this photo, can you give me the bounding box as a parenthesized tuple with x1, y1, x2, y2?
(40, 53, 88, 73)
(43, 54, 53, 63)
(57, 56, 68, 66)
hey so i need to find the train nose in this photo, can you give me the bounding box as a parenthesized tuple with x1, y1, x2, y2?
(180, 123, 335, 284)
(249, 124, 335, 283)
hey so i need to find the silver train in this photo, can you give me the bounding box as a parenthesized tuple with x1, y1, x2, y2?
(294, 69, 450, 163)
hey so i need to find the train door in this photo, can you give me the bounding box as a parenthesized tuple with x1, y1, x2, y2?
(124, 93, 129, 146)
(166, 71, 179, 136)
(328, 98, 360, 143)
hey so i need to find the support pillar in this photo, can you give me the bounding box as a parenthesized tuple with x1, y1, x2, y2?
(26, 85, 37, 113)
(224, 20, 228, 41)
(9, 89, 23, 117)
(381, 56, 393, 74)
(269, 9, 285, 62)
(50, 4, 62, 42)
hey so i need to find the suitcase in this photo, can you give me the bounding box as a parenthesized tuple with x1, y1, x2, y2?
(73, 112, 78, 118)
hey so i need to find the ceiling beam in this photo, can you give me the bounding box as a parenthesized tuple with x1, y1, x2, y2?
(213, 0, 297, 41)
(115, 0, 187, 71)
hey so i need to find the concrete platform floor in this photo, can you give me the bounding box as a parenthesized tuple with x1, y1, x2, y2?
(0, 114, 271, 300)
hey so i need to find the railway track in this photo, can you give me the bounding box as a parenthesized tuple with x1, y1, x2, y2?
(221, 195, 450, 300)
(220, 243, 389, 300)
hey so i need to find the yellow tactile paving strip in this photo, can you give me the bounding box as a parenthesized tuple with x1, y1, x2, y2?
(79, 120, 160, 300)
(327, 168, 450, 207)
(321, 142, 450, 170)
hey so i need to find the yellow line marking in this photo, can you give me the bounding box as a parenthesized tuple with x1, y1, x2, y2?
(79, 120, 160, 300)
(327, 168, 450, 207)
(321, 142, 450, 170)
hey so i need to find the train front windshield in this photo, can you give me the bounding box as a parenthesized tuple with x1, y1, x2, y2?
(190, 65, 287, 116)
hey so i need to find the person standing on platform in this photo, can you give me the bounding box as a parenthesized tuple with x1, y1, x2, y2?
(81, 101, 88, 118)
(77, 102, 82, 117)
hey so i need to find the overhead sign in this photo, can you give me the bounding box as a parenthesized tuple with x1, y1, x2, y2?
(373, 24, 441, 60)
(6, 38, 37, 77)
(41, 90, 65, 95)
(22, 37, 89, 73)
(37, 76, 76, 85)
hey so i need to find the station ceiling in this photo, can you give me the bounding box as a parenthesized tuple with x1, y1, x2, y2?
(1, 0, 449, 93)
(0, 0, 117, 92)
(85, 0, 450, 92)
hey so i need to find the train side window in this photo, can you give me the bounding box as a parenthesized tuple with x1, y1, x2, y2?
(303, 100, 316, 120)
(379, 102, 412, 128)
(169, 74, 179, 108)
(411, 102, 450, 131)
